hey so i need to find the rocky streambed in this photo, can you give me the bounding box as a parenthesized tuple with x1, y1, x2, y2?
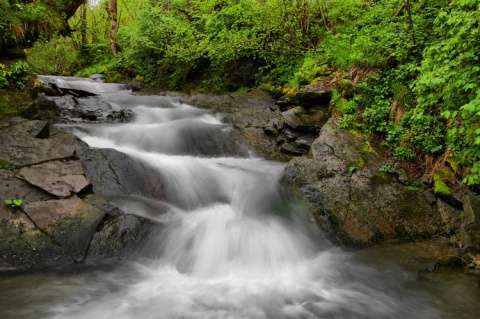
(0, 76, 479, 273)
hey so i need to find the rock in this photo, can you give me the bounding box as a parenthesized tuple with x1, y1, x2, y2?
(0, 119, 82, 166)
(281, 107, 329, 134)
(81, 194, 156, 265)
(283, 128, 304, 141)
(295, 135, 317, 151)
(422, 191, 437, 205)
(17, 160, 89, 198)
(281, 142, 307, 155)
(181, 90, 291, 161)
(89, 74, 104, 82)
(0, 169, 53, 204)
(130, 78, 143, 91)
(26, 93, 59, 121)
(0, 207, 75, 271)
(40, 95, 133, 123)
(79, 147, 165, 199)
(277, 89, 332, 110)
(0, 115, 162, 272)
(284, 118, 444, 246)
(23, 197, 106, 262)
(421, 173, 433, 185)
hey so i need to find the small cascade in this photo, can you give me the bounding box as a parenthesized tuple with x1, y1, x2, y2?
(2, 79, 463, 319)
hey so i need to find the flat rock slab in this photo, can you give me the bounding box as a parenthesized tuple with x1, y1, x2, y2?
(23, 197, 106, 262)
(18, 160, 89, 198)
(0, 119, 83, 166)
(0, 169, 53, 203)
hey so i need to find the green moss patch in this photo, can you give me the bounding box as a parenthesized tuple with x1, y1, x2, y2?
(433, 174, 451, 196)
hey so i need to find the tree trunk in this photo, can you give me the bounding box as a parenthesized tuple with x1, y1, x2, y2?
(109, 0, 118, 56)
(80, 4, 87, 51)
(404, 0, 416, 45)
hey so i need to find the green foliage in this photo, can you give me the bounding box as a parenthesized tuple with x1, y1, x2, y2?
(379, 162, 396, 174)
(0, 160, 17, 171)
(413, 0, 480, 185)
(0, 61, 31, 89)
(0, 0, 67, 52)
(4, 198, 23, 209)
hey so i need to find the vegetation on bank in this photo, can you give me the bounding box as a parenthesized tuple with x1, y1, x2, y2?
(1, 0, 479, 188)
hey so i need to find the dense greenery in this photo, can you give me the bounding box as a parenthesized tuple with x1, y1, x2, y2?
(0, 0, 79, 54)
(3, 0, 480, 186)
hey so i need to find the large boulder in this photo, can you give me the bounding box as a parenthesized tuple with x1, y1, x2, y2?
(283, 118, 480, 246)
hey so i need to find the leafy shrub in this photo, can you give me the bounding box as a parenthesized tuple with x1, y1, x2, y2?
(0, 61, 31, 89)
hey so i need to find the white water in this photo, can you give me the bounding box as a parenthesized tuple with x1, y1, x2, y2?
(1, 85, 450, 318)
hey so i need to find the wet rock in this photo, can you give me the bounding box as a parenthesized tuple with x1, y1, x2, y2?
(281, 107, 329, 134)
(0, 115, 161, 271)
(284, 118, 444, 246)
(80, 194, 156, 265)
(79, 147, 165, 199)
(39, 95, 133, 124)
(89, 74, 104, 82)
(182, 90, 291, 161)
(17, 160, 89, 198)
(23, 197, 106, 262)
(0, 207, 75, 272)
(130, 78, 143, 91)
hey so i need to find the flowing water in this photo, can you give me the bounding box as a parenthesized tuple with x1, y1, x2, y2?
(1, 80, 479, 318)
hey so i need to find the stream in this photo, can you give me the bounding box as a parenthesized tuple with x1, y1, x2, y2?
(1, 80, 479, 318)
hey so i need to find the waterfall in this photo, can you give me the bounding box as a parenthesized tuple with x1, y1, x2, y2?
(2, 81, 443, 319)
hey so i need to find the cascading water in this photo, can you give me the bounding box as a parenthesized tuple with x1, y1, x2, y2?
(1, 81, 478, 319)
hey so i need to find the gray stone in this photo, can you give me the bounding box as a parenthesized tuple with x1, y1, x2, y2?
(17, 160, 89, 198)
(284, 118, 444, 246)
(281, 107, 329, 133)
(42, 95, 134, 124)
(23, 197, 106, 262)
(0, 119, 82, 167)
(79, 146, 165, 199)
(281, 142, 307, 155)
(0, 207, 75, 271)
(422, 191, 437, 205)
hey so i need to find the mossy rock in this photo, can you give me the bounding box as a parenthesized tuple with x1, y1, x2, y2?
(434, 173, 451, 196)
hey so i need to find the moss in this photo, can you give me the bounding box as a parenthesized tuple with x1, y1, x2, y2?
(0, 159, 17, 171)
(433, 173, 451, 196)
(362, 143, 372, 153)
(348, 129, 363, 139)
(405, 185, 419, 192)
(356, 157, 365, 168)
